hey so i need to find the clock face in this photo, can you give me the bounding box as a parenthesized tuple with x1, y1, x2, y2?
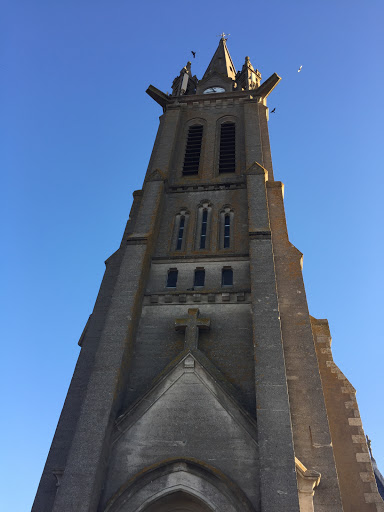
(203, 87, 226, 94)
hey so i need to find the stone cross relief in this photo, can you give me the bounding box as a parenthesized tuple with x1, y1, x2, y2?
(174, 308, 210, 350)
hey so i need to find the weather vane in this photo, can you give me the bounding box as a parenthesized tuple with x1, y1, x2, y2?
(217, 32, 230, 39)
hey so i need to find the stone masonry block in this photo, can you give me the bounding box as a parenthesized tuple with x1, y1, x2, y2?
(364, 493, 384, 503)
(348, 418, 362, 426)
(356, 453, 371, 463)
(360, 472, 375, 483)
(352, 435, 366, 443)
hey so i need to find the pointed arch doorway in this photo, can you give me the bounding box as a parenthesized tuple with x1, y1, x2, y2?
(103, 460, 256, 512)
(141, 490, 213, 512)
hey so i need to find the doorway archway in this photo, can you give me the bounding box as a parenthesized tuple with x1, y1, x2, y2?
(141, 490, 213, 512)
(103, 459, 255, 512)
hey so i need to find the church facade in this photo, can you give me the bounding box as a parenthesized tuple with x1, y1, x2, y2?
(33, 38, 383, 512)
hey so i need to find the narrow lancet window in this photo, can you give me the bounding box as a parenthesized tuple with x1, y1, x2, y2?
(220, 206, 234, 250)
(176, 216, 185, 250)
(200, 210, 208, 249)
(219, 122, 236, 173)
(166, 269, 178, 288)
(222, 267, 233, 286)
(194, 269, 205, 288)
(183, 124, 203, 175)
(224, 214, 230, 248)
(196, 201, 212, 251)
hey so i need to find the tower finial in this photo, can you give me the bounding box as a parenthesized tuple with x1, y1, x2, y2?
(217, 32, 230, 40)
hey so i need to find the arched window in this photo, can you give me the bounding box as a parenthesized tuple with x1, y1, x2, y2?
(222, 267, 233, 287)
(219, 206, 234, 250)
(219, 122, 236, 173)
(173, 208, 190, 252)
(195, 201, 212, 250)
(183, 124, 203, 175)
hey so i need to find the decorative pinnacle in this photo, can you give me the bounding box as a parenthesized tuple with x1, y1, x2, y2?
(217, 32, 230, 40)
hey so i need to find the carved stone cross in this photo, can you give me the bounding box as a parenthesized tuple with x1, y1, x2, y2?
(175, 308, 211, 350)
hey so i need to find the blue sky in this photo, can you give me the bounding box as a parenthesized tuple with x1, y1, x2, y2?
(1, 1, 383, 510)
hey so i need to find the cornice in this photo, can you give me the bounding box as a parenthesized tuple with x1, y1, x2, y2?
(151, 254, 250, 262)
(143, 290, 251, 306)
(168, 180, 246, 193)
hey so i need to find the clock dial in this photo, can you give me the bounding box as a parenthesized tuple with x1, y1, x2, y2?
(203, 87, 226, 94)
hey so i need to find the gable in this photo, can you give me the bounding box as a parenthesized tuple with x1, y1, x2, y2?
(101, 353, 260, 510)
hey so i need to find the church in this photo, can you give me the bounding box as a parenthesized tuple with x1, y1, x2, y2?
(33, 37, 383, 512)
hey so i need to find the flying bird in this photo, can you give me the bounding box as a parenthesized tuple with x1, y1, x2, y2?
(298, 65, 302, 72)
(271, 108, 276, 113)
(191, 51, 196, 58)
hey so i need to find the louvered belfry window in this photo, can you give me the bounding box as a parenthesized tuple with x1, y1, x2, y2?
(219, 122, 236, 173)
(183, 124, 203, 174)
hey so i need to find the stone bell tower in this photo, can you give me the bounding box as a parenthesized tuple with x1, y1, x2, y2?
(33, 37, 383, 512)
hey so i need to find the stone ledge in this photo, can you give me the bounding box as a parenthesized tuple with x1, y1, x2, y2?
(144, 291, 251, 306)
(126, 236, 148, 245)
(169, 182, 246, 193)
(249, 231, 271, 240)
(152, 254, 250, 262)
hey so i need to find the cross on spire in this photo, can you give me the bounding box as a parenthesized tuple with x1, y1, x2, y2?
(217, 32, 230, 40)
(175, 308, 211, 350)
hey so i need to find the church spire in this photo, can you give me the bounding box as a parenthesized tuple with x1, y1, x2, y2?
(202, 36, 236, 81)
